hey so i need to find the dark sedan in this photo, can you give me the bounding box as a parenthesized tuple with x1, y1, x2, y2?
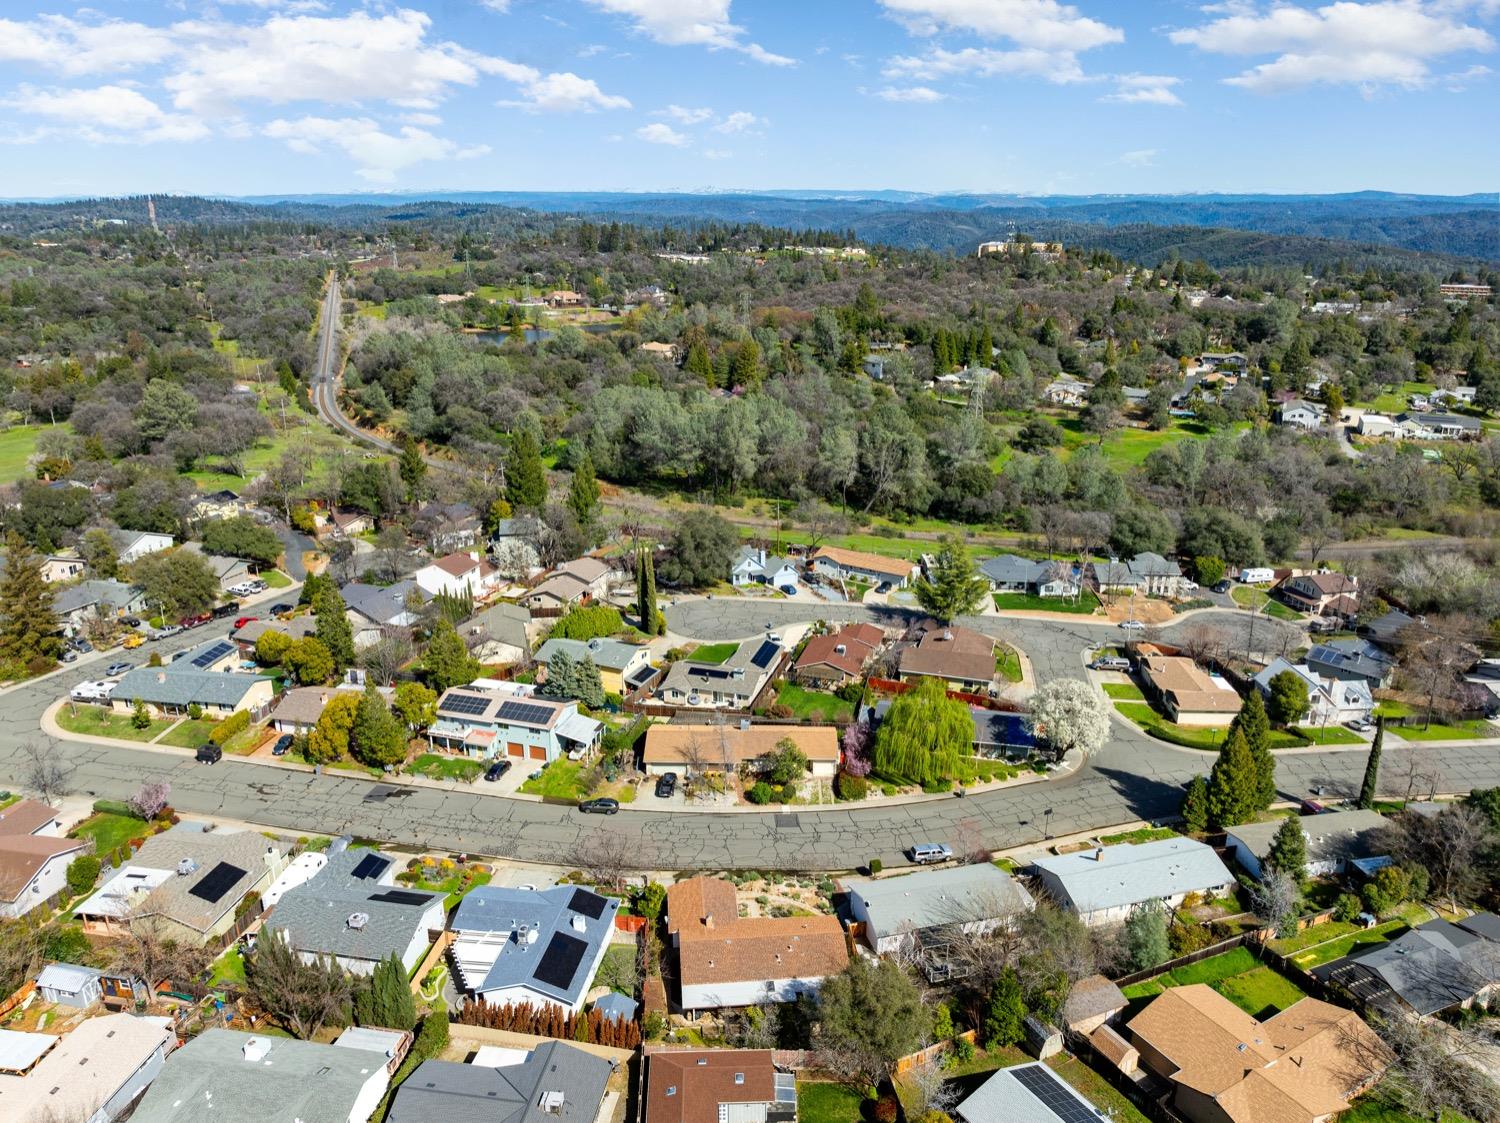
(654, 772, 678, 798)
(578, 798, 620, 815)
(485, 760, 513, 782)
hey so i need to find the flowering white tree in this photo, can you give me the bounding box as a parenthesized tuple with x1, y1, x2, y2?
(127, 780, 171, 821)
(1027, 680, 1111, 759)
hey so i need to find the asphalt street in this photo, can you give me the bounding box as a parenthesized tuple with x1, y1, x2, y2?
(3, 605, 1496, 872)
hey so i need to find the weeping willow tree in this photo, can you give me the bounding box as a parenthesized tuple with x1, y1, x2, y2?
(873, 678, 970, 784)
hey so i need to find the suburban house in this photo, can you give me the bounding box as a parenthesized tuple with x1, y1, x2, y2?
(1126, 985, 1388, 1123)
(74, 822, 289, 946)
(1225, 809, 1389, 880)
(955, 1061, 1101, 1123)
(979, 554, 1079, 598)
(427, 682, 602, 761)
(1030, 838, 1235, 927)
(1090, 553, 1187, 598)
(1305, 638, 1396, 689)
(658, 638, 783, 710)
(53, 579, 146, 634)
(1042, 377, 1089, 406)
(793, 623, 883, 686)
(731, 546, 800, 591)
(457, 602, 532, 665)
(414, 551, 503, 601)
(411, 501, 481, 553)
(1363, 608, 1419, 651)
(639, 339, 680, 362)
(667, 876, 849, 1012)
(534, 636, 652, 695)
(1399, 411, 1483, 439)
(1138, 648, 1243, 726)
(489, 517, 543, 577)
(897, 623, 996, 693)
(1320, 914, 1500, 1017)
(520, 557, 614, 610)
(321, 508, 374, 538)
(388, 1041, 613, 1123)
(642, 723, 840, 779)
(807, 545, 917, 589)
(39, 553, 84, 583)
(966, 706, 1038, 758)
(110, 651, 275, 720)
(0, 799, 88, 920)
(1275, 399, 1325, 429)
(196, 550, 254, 590)
(1279, 571, 1360, 618)
(342, 578, 423, 648)
(447, 884, 618, 1012)
(265, 847, 443, 976)
(841, 863, 1034, 960)
(1252, 657, 1374, 726)
(133, 1029, 397, 1123)
(643, 1048, 796, 1123)
(0, 1012, 175, 1123)
(232, 613, 318, 655)
(546, 289, 586, 307)
(192, 488, 246, 520)
(109, 529, 174, 564)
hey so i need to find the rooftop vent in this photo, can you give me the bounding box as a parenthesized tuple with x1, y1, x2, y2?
(571, 915, 587, 933)
(538, 1090, 565, 1114)
(176, 858, 198, 877)
(347, 912, 369, 930)
(242, 1037, 272, 1063)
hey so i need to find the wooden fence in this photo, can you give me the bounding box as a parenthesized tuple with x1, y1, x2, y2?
(894, 1030, 978, 1075)
(1110, 932, 1256, 988)
(0, 982, 34, 1021)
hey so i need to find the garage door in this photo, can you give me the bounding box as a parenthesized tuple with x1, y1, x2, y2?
(529, 745, 547, 761)
(507, 742, 524, 758)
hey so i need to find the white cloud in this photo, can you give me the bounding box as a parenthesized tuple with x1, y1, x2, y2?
(885, 45, 1086, 82)
(659, 104, 715, 123)
(1102, 73, 1184, 104)
(636, 122, 690, 145)
(496, 70, 632, 112)
(876, 0, 1123, 51)
(3, 83, 209, 143)
(0, 14, 177, 76)
(876, 84, 948, 100)
(478, 0, 512, 11)
(402, 111, 444, 125)
(582, 0, 794, 64)
(577, 43, 608, 57)
(703, 147, 733, 158)
(1119, 147, 1158, 166)
(713, 110, 764, 132)
(263, 115, 488, 182)
(1170, 1, 1495, 92)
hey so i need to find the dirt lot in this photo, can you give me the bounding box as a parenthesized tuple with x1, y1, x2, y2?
(724, 873, 835, 918)
(1102, 593, 1177, 624)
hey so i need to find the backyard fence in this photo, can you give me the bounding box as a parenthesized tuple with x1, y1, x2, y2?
(1110, 932, 1257, 988)
(866, 677, 1022, 712)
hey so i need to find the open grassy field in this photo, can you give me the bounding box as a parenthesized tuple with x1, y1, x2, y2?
(1375, 701, 1498, 741)
(1057, 417, 1251, 469)
(0, 424, 45, 484)
(797, 1083, 865, 1123)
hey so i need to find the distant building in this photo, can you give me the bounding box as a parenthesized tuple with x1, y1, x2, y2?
(109, 529, 174, 564)
(807, 546, 917, 589)
(730, 546, 800, 591)
(414, 551, 503, 600)
(1090, 552, 1186, 598)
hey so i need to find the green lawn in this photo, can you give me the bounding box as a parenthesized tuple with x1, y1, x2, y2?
(797, 1083, 865, 1123)
(0, 424, 45, 485)
(71, 811, 150, 856)
(1290, 724, 1366, 745)
(765, 683, 854, 722)
(261, 570, 293, 589)
(518, 759, 591, 800)
(992, 590, 1101, 614)
(1122, 948, 1306, 1017)
(209, 946, 247, 989)
(1057, 417, 1251, 469)
(995, 644, 1023, 683)
(1115, 702, 1312, 751)
(55, 705, 173, 742)
(1102, 682, 1145, 701)
(1100, 826, 1179, 845)
(1230, 585, 1303, 621)
(158, 719, 221, 748)
(1344, 1092, 1471, 1123)
(1282, 917, 1419, 971)
(407, 753, 483, 783)
(1213, 966, 1310, 1017)
(1375, 701, 1498, 740)
(689, 642, 738, 665)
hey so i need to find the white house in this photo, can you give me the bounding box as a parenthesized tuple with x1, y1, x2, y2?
(1252, 657, 1374, 726)
(109, 529, 175, 564)
(0, 1012, 175, 1123)
(414, 552, 503, 600)
(1030, 838, 1235, 927)
(1225, 810, 1389, 880)
(842, 864, 1034, 957)
(731, 546, 800, 591)
(0, 802, 89, 920)
(1276, 400, 1324, 430)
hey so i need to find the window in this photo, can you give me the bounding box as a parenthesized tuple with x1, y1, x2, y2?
(734, 1073, 744, 1084)
(666, 1086, 676, 1097)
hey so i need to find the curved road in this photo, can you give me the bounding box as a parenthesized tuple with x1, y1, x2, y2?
(5, 607, 1498, 872)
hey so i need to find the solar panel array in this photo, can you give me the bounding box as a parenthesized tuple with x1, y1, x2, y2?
(350, 853, 392, 881)
(190, 641, 236, 668)
(568, 888, 606, 920)
(749, 640, 779, 669)
(534, 931, 588, 990)
(1010, 1064, 1101, 1123)
(496, 700, 555, 726)
(439, 692, 491, 717)
(368, 889, 434, 907)
(187, 861, 247, 904)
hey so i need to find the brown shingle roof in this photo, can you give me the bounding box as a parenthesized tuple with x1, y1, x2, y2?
(0, 835, 88, 900)
(0, 799, 60, 838)
(795, 627, 879, 677)
(667, 877, 848, 989)
(645, 1049, 782, 1123)
(1141, 652, 1243, 714)
(433, 552, 495, 579)
(809, 546, 915, 581)
(644, 725, 839, 769)
(899, 624, 995, 683)
(666, 877, 740, 936)
(1090, 1024, 1137, 1068)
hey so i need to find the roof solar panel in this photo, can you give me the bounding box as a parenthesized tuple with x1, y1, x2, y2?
(439, 692, 491, 717)
(750, 640, 779, 669)
(188, 861, 246, 904)
(496, 700, 554, 726)
(368, 889, 433, 907)
(350, 853, 391, 881)
(191, 641, 235, 668)
(533, 931, 588, 990)
(1010, 1064, 1099, 1123)
(568, 888, 606, 920)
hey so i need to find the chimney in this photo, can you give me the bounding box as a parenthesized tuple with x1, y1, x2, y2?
(157, 672, 166, 684)
(571, 914, 587, 933)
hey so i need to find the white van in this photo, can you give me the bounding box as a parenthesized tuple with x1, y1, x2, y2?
(908, 843, 954, 865)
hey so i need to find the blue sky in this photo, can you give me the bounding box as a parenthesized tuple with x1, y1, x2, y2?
(1, 1, 1496, 198)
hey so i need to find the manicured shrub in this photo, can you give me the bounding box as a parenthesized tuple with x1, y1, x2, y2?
(745, 782, 774, 805)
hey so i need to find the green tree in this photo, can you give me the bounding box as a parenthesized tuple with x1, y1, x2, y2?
(131, 698, 152, 730)
(398, 437, 427, 505)
(1207, 728, 1259, 828)
(1230, 690, 1276, 811)
(684, 340, 714, 385)
(1124, 899, 1171, 972)
(730, 338, 762, 388)
(1358, 716, 1385, 810)
(0, 531, 61, 672)
(131, 549, 219, 620)
(79, 528, 119, 579)
(1193, 556, 1226, 587)
(137, 379, 198, 443)
(912, 535, 987, 623)
(282, 636, 335, 685)
(1181, 774, 1210, 833)
(200, 516, 282, 567)
(1265, 815, 1308, 884)
(814, 957, 926, 1083)
(349, 685, 408, 767)
(255, 629, 292, 667)
(66, 854, 101, 896)
(567, 451, 600, 529)
(354, 952, 417, 1030)
(420, 618, 480, 692)
(392, 682, 438, 732)
(505, 428, 547, 511)
(658, 510, 737, 588)
(306, 693, 360, 763)
(1465, 785, 1500, 831)
(549, 605, 624, 641)
(765, 739, 809, 785)
(314, 585, 355, 673)
(982, 967, 1027, 1047)
(1265, 670, 1311, 728)
(543, 650, 578, 701)
(636, 545, 659, 634)
(873, 678, 969, 785)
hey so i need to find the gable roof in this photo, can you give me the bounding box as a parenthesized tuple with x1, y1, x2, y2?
(1032, 838, 1233, 915)
(0, 834, 88, 901)
(460, 603, 531, 650)
(52, 579, 141, 615)
(0, 799, 60, 838)
(112, 665, 270, 708)
(1330, 917, 1500, 1015)
(645, 1049, 792, 1123)
(1226, 810, 1388, 869)
(558, 556, 611, 584)
(666, 877, 848, 990)
(643, 724, 839, 768)
(795, 629, 878, 677)
(429, 552, 495, 579)
(898, 624, 994, 683)
(0, 1013, 174, 1123)
(342, 579, 422, 626)
(449, 885, 618, 1006)
(535, 636, 648, 672)
(266, 848, 441, 964)
(841, 863, 1033, 934)
(1305, 640, 1393, 681)
(1140, 651, 1242, 715)
(808, 546, 916, 582)
(388, 1044, 614, 1123)
(979, 553, 1048, 586)
(955, 1061, 1100, 1123)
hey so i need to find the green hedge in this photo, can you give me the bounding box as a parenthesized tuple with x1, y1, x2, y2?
(210, 710, 252, 745)
(92, 799, 142, 819)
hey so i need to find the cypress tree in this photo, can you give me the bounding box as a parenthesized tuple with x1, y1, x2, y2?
(398, 437, 426, 504)
(637, 545, 658, 635)
(314, 585, 356, 673)
(567, 451, 600, 529)
(0, 531, 60, 673)
(1207, 728, 1258, 828)
(1265, 814, 1309, 884)
(575, 657, 606, 710)
(1358, 717, 1384, 810)
(505, 429, 547, 512)
(982, 968, 1026, 1047)
(1181, 774, 1210, 833)
(1231, 691, 1276, 811)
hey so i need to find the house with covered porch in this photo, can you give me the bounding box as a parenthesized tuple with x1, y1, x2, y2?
(427, 682, 602, 762)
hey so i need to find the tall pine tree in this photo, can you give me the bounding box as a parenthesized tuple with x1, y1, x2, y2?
(636, 545, 658, 634)
(1231, 691, 1276, 811)
(349, 684, 408, 767)
(398, 436, 426, 505)
(1358, 716, 1384, 809)
(567, 451, 600, 530)
(314, 585, 356, 674)
(1181, 774, 1209, 833)
(505, 429, 547, 512)
(1207, 728, 1259, 828)
(1265, 815, 1309, 884)
(0, 532, 60, 673)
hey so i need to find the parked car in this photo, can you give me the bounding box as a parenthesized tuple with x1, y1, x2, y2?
(104, 661, 133, 677)
(122, 616, 142, 628)
(908, 843, 954, 865)
(211, 603, 239, 620)
(654, 772, 678, 798)
(1345, 718, 1375, 733)
(1212, 579, 1232, 594)
(269, 603, 294, 617)
(876, 581, 892, 594)
(153, 624, 183, 639)
(179, 613, 211, 629)
(578, 798, 620, 815)
(195, 743, 223, 764)
(1118, 619, 1147, 631)
(778, 584, 797, 596)
(70, 681, 115, 703)
(60, 649, 78, 663)
(271, 734, 294, 756)
(234, 616, 258, 630)
(1091, 656, 1131, 671)
(68, 637, 93, 653)
(484, 760, 512, 782)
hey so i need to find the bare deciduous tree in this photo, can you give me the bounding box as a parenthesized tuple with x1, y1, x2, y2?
(245, 934, 351, 1040)
(1381, 804, 1491, 910)
(20, 740, 74, 807)
(111, 909, 211, 999)
(570, 829, 641, 893)
(1250, 868, 1301, 938)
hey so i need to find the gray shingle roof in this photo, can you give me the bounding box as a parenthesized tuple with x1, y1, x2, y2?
(387, 1042, 614, 1123)
(128, 824, 285, 933)
(266, 848, 441, 964)
(451, 885, 618, 1006)
(1032, 837, 1233, 916)
(341, 579, 422, 625)
(535, 636, 645, 672)
(53, 579, 141, 615)
(1331, 918, 1500, 1015)
(955, 1061, 1099, 1122)
(843, 864, 1034, 934)
(112, 665, 268, 708)
(978, 554, 1045, 586)
(1226, 809, 1388, 869)
(1306, 639, 1394, 682)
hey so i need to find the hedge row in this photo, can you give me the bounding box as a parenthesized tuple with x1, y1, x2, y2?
(209, 710, 252, 746)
